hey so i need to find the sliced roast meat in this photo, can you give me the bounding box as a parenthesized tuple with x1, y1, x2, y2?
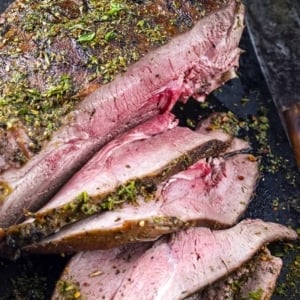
(4, 117, 231, 250)
(0, 112, 179, 248)
(194, 248, 282, 300)
(0, 0, 214, 173)
(51, 219, 297, 300)
(53, 243, 153, 300)
(25, 137, 259, 254)
(239, 250, 282, 300)
(0, 0, 239, 173)
(0, 0, 245, 227)
(112, 220, 295, 300)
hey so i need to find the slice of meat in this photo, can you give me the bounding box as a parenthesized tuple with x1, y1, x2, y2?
(25, 137, 259, 254)
(193, 248, 282, 300)
(4, 115, 230, 250)
(239, 250, 282, 300)
(0, 0, 245, 227)
(51, 219, 297, 300)
(53, 242, 153, 300)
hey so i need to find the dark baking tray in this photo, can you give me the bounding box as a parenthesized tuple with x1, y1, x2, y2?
(0, 1, 299, 299)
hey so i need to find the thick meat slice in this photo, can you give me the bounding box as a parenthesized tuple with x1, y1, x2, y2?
(0, 0, 245, 227)
(4, 114, 230, 250)
(52, 220, 297, 300)
(194, 248, 282, 299)
(25, 138, 259, 254)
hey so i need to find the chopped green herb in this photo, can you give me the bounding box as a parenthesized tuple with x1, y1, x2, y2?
(240, 97, 250, 105)
(77, 32, 96, 42)
(186, 118, 196, 128)
(104, 31, 116, 42)
(248, 288, 264, 300)
(106, 2, 124, 16)
(57, 280, 83, 300)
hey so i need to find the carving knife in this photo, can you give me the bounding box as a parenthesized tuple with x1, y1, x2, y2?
(246, 0, 300, 168)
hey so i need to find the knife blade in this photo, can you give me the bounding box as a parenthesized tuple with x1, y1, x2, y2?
(245, 0, 300, 168)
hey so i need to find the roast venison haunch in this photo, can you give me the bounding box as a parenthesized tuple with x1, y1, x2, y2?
(52, 220, 297, 300)
(0, 1, 296, 299)
(0, 0, 244, 227)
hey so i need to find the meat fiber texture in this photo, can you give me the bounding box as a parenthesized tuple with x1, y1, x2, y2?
(3, 112, 230, 252)
(52, 219, 297, 300)
(25, 137, 259, 254)
(189, 248, 282, 300)
(0, 0, 245, 227)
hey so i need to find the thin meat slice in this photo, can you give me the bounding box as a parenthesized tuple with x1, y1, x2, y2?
(194, 248, 282, 299)
(51, 220, 297, 300)
(25, 138, 259, 254)
(4, 115, 230, 250)
(239, 250, 282, 300)
(0, 0, 245, 227)
(54, 243, 153, 300)
(113, 220, 295, 300)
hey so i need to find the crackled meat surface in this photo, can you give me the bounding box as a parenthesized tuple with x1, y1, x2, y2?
(52, 220, 297, 300)
(3, 113, 230, 252)
(0, 0, 244, 227)
(25, 137, 259, 254)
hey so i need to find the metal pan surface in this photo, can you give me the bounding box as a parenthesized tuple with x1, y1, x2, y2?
(0, 1, 299, 299)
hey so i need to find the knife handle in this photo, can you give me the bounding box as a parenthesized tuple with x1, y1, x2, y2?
(283, 103, 300, 169)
